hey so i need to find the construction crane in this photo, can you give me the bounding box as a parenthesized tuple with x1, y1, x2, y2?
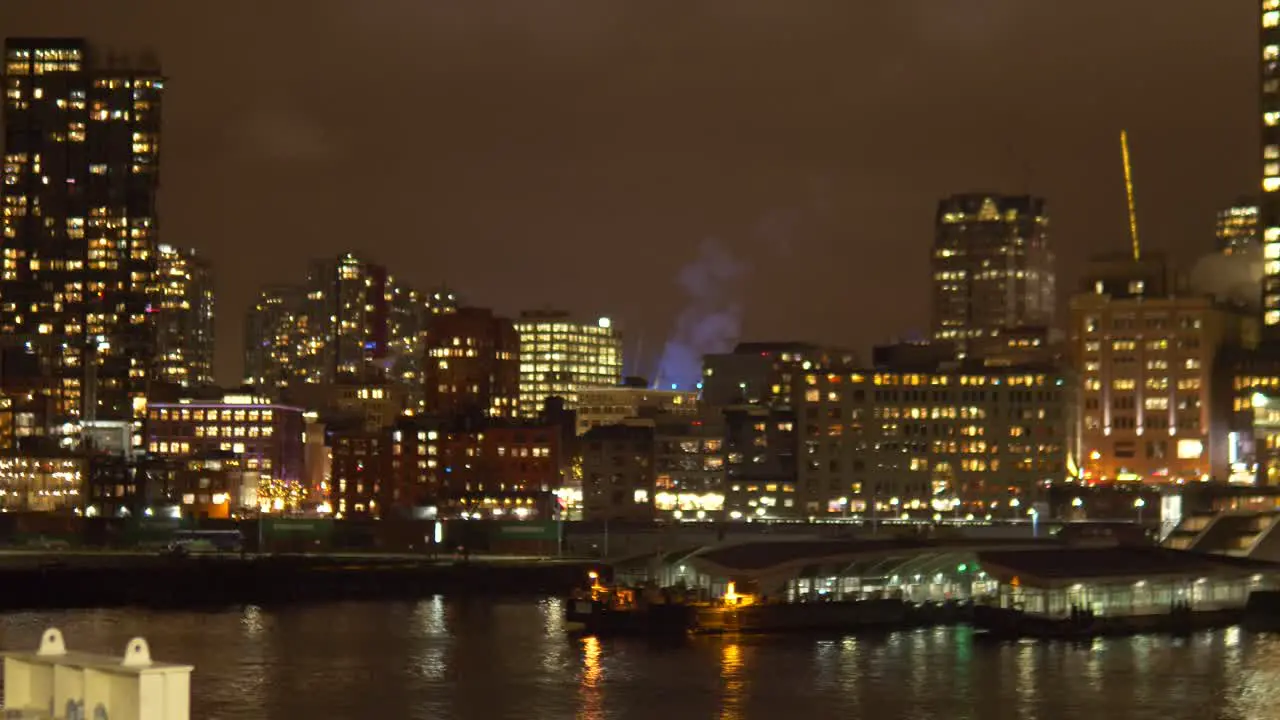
(1121, 130, 1141, 261)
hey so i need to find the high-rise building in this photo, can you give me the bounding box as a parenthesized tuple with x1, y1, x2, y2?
(388, 286, 428, 410)
(1216, 200, 1260, 255)
(422, 307, 520, 419)
(153, 244, 214, 389)
(514, 310, 622, 416)
(244, 253, 425, 398)
(1262, 2, 1280, 331)
(427, 286, 460, 315)
(244, 285, 309, 391)
(307, 254, 390, 380)
(1, 38, 165, 444)
(1070, 255, 1256, 484)
(932, 194, 1056, 355)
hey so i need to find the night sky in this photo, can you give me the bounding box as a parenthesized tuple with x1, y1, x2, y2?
(0, 1, 1259, 385)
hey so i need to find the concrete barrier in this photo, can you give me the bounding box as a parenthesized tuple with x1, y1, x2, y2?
(2, 627, 192, 720)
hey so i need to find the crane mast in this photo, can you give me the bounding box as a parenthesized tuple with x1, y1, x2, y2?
(1121, 130, 1141, 261)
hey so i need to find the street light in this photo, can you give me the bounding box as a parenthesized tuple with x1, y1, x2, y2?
(1134, 497, 1146, 524)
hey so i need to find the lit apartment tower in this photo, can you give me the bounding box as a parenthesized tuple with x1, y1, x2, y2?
(932, 194, 1055, 355)
(1070, 254, 1256, 484)
(427, 286, 460, 315)
(387, 286, 428, 409)
(152, 244, 214, 388)
(305, 254, 391, 380)
(244, 253, 411, 393)
(244, 285, 308, 392)
(1263, 1, 1280, 330)
(423, 307, 520, 419)
(0, 38, 165, 443)
(1216, 200, 1260, 255)
(513, 310, 622, 416)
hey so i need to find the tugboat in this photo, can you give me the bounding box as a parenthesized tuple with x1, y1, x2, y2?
(564, 571, 697, 637)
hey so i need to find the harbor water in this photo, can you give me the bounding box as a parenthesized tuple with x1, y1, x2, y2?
(2, 598, 1280, 719)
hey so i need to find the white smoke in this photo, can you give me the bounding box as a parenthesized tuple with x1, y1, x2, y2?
(1189, 246, 1262, 310)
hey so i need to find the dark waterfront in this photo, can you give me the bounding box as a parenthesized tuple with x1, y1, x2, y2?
(3, 598, 1280, 719)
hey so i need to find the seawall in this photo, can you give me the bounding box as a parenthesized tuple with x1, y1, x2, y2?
(0, 555, 597, 610)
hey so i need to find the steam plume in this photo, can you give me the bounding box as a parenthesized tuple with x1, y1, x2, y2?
(1189, 246, 1262, 310)
(654, 238, 747, 389)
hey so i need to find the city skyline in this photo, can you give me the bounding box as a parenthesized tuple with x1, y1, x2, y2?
(0, 1, 1257, 385)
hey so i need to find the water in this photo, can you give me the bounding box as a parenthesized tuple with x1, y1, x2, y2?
(3, 599, 1280, 719)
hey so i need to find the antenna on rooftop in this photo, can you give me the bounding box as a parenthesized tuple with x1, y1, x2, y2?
(1121, 130, 1141, 261)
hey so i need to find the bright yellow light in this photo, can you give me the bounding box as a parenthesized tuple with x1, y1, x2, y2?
(1121, 130, 1141, 260)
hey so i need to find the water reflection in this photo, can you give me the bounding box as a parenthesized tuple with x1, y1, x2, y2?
(577, 636, 604, 720)
(409, 597, 449, 683)
(3, 604, 1279, 719)
(719, 641, 745, 720)
(1015, 642, 1038, 720)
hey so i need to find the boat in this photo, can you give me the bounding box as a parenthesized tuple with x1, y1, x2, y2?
(564, 572, 697, 637)
(972, 601, 1238, 639)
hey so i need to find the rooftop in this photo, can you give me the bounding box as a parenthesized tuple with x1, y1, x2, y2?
(977, 547, 1279, 583)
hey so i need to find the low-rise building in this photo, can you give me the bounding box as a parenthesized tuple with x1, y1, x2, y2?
(326, 416, 445, 519)
(0, 456, 83, 513)
(575, 382, 697, 435)
(1225, 344, 1280, 484)
(145, 392, 307, 512)
(701, 342, 858, 409)
(174, 455, 259, 520)
(328, 421, 385, 517)
(514, 310, 623, 417)
(792, 362, 1074, 519)
(722, 406, 797, 521)
(581, 424, 655, 523)
(84, 455, 181, 519)
(1070, 256, 1256, 484)
(285, 375, 406, 433)
(580, 411, 726, 522)
(439, 422, 563, 519)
